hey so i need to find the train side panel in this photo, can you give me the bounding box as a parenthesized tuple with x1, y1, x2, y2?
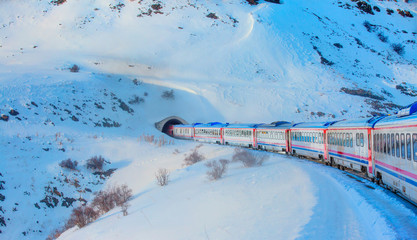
(256, 128, 287, 152)
(172, 125, 194, 140)
(290, 129, 326, 160)
(373, 115, 417, 204)
(223, 126, 256, 148)
(194, 126, 223, 144)
(326, 128, 370, 174)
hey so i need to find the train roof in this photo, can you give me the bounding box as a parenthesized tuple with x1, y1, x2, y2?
(374, 102, 417, 127)
(257, 121, 292, 129)
(193, 122, 228, 128)
(328, 116, 385, 129)
(172, 124, 195, 128)
(291, 121, 338, 129)
(223, 123, 262, 129)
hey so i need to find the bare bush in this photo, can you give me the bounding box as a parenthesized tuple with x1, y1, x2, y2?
(67, 206, 98, 228)
(86, 156, 106, 171)
(121, 202, 130, 216)
(246, 0, 259, 5)
(128, 95, 145, 105)
(139, 134, 171, 146)
(91, 190, 115, 214)
(232, 148, 268, 167)
(113, 184, 133, 206)
(155, 168, 169, 186)
(391, 43, 405, 55)
(377, 32, 388, 43)
(184, 148, 205, 166)
(59, 158, 78, 170)
(206, 159, 229, 181)
(91, 185, 132, 215)
(51, 0, 66, 6)
(161, 89, 175, 100)
(69, 64, 79, 72)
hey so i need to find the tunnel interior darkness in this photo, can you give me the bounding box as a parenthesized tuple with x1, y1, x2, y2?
(162, 119, 184, 134)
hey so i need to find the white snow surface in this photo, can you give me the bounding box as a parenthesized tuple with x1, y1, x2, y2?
(0, 0, 417, 239)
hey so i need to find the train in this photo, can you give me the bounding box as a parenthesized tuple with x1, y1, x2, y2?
(165, 102, 417, 205)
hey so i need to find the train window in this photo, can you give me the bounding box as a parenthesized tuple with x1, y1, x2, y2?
(383, 134, 387, 154)
(396, 134, 400, 158)
(387, 134, 390, 155)
(407, 134, 411, 160)
(339, 133, 342, 146)
(335, 133, 338, 145)
(391, 134, 395, 157)
(401, 133, 405, 159)
(376, 134, 380, 152)
(345, 133, 348, 146)
(378, 133, 384, 153)
(360, 133, 364, 147)
(373, 134, 377, 151)
(413, 134, 417, 162)
(335, 133, 338, 146)
(356, 133, 359, 146)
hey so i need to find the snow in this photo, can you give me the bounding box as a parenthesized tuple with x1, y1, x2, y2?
(0, 0, 417, 239)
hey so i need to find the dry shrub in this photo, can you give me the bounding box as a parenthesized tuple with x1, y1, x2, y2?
(155, 168, 169, 186)
(91, 185, 132, 215)
(184, 148, 205, 166)
(51, 0, 66, 6)
(59, 158, 78, 170)
(391, 43, 405, 55)
(232, 148, 268, 167)
(246, 0, 259, 5)
(69, 64, 79, 72)
(86, 156, 106, 171)
(67, 206, 98, 228)
(161, 89, 175, 100)
(140, 134, 171, 146)
(206, 159, 229, 181)
(121, 202, 130, 216)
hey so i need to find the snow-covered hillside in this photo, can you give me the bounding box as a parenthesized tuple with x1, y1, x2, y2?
(0, 0, 417, 239)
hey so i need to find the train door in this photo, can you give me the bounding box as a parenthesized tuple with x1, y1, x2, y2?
(286, 130, 290, 153)
(167, 126, 174, 136)
(252, 128, 257, 149)
(220, 128, 224, 145)
(367, 128, 373, 176)
(323, 130, 328, 160)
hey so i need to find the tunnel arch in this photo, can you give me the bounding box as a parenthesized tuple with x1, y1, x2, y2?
(155, 116, 189, 134)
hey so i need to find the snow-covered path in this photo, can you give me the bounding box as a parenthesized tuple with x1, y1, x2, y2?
(59, 145, 417, 240)
(294, 157, 417, 240)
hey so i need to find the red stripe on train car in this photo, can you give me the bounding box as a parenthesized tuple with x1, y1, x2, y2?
(375, 160, 417, 181)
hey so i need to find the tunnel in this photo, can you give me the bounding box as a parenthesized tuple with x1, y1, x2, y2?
(155, 116, 189, 134)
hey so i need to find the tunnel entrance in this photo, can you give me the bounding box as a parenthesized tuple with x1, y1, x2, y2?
(155, 116, 189, 134)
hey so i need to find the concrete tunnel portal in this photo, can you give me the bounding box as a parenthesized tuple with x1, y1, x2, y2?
(155, 116, 189, 134)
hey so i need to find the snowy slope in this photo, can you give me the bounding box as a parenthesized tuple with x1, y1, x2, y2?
(0, 0, 417, 239)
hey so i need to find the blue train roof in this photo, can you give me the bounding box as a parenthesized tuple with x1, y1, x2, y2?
(223, 123, 261, 129)
(173, 124, 195, 128)
(194, 122, 228, 128)
(291, 121, 339, 129)
(374, 103, 417, 126)
(328, 116, 386, 128)
(257, 121, 292, 129)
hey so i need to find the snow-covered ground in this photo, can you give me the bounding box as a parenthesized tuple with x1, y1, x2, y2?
(0, 0, 417, 239)
(58, 143, 417, 240)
